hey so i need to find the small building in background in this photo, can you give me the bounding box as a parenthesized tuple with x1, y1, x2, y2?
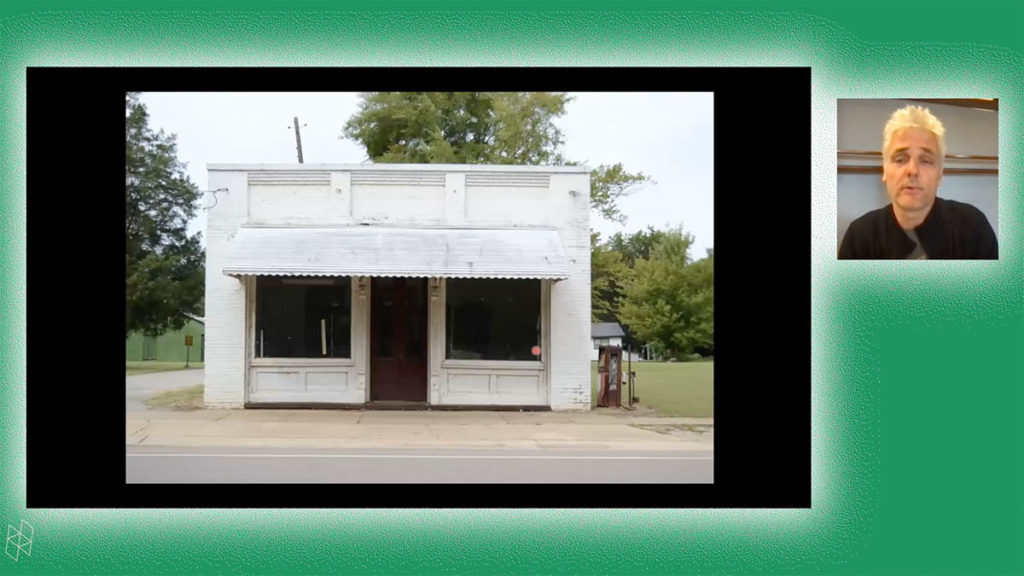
(204, 164, 592, 411)
(125, 314, 205, 363)
(590, 322, 625, 361)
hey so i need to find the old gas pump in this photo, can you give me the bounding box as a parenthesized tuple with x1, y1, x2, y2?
(597, 345, 623, 407)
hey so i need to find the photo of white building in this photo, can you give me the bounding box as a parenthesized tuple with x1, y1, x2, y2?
(204, 164, 592, 410)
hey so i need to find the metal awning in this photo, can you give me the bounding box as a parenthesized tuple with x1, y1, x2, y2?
(222, 227, 572, 280)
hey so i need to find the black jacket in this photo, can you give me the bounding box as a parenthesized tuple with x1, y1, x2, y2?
(839, 197, 998, 260)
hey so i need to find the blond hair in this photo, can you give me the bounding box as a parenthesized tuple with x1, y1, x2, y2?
(883, 105, 946, 163)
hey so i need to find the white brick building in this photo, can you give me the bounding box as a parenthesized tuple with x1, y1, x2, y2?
(204, 164, 591, 410)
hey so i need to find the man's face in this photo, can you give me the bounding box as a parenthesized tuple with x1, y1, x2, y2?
(882, 127, 943, 214)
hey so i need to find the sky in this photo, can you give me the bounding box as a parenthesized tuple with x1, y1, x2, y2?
(139, 92, 714, 259)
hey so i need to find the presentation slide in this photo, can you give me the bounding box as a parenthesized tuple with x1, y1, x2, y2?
(2, 2, 1020, 574)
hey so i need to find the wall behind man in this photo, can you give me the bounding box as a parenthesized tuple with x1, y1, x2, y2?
(836, 99, 999, 250)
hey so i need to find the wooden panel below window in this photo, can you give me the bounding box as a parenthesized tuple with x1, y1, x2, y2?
(249, 366, 360, 403)
(447, 373, 491, 394)
(254, 371, 301, 392)
(306, 371, 349, 391)
(442, 369, 546, 405)
(494, 374, 541, 396)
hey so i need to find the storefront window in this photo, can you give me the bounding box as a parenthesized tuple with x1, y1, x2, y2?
(446, 279, 540, 361)
(255, 276, 351, 358)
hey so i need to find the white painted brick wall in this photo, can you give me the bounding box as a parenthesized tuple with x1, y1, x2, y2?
(203, 171, 249, 408)
(248, 184, 339, 224)
(352, 185, 446, 222)
(548, 174, 592, 410)
(465, 185, 553, 225)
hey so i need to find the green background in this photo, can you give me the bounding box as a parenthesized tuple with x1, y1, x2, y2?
(2, 1, 1022, 574)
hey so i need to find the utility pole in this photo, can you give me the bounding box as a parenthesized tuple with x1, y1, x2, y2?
(290, 117, 305, 163)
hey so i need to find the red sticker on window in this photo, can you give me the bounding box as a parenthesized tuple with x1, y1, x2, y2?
(531, 346, 541, 356)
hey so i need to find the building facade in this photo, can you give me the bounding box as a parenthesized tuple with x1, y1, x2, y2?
(204, 164, 591, 410)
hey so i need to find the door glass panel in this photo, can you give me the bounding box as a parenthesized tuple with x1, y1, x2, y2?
(374, 278, 394, 359)
(406, 279, 425, 359)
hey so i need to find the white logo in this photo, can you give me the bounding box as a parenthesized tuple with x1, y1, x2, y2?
(5, 520, 33, 562)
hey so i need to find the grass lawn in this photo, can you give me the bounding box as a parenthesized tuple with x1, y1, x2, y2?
(126, 361, 204, 377)
(591, 361, 713, 417)
(144, 385, 205, 410)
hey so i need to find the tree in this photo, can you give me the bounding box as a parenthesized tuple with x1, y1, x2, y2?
(343, 92, 569, 165)
(590, 232, 631, 323)
(593, 225, 672, 329)
(342, 92, 650, 224)
(619, 227, 714, 358)
(125, 92, 204, 338)
(589, 163, 652, 225)
(608, 225, 670, 267)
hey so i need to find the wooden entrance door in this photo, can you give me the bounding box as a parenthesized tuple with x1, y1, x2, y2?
(370, 277, 428, 402)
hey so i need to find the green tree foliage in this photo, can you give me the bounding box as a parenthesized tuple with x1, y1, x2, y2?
(343, 92, 569, 165)
(126, 92, 204, 338)
(593, 225, 673, 329)
(589, 163, 652, 225)
(619, 227, 714, 358)
(342, 92, 650, 224)
(608, 225, 670, 267)
(590, 232, 631, 323)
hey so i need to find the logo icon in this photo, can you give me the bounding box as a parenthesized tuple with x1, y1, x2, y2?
(5, 520, 33, 562)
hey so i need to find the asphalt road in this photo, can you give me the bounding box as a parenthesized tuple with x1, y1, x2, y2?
(126, 446, 713, 483)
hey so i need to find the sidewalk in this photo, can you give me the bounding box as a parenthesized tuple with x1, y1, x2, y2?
(126, 408, 714, 452)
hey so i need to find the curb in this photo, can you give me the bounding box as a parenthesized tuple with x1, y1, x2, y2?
(127, 435, 714, 452)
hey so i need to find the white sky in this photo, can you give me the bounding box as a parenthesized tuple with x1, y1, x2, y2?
(139, 92, 714, 258)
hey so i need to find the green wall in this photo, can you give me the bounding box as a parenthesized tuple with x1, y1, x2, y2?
(125, 319, 204, 362)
